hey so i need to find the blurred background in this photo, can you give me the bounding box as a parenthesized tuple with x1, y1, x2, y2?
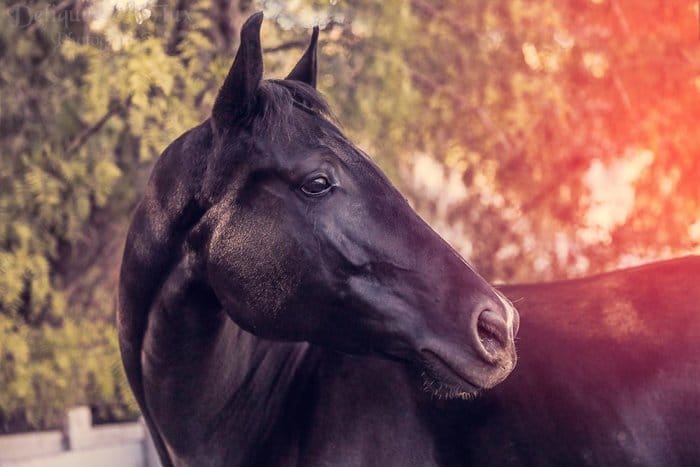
(0, 0, 698, 437)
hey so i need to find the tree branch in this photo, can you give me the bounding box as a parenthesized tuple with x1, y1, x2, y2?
(166, 0, 193, 56)
(263, 39, 308, 54)
(66, 98, 130, 154)
(612, 71, 633, 114)
(610, 0, 631, 36)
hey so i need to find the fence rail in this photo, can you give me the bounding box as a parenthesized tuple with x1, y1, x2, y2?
(0, 407, 162, 467)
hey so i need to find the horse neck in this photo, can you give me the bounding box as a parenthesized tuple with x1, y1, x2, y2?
(141, 251, 318, 465)
(118, 124, 320, 465)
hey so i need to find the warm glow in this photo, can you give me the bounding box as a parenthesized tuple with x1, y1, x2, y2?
(583, 149, 653, 233)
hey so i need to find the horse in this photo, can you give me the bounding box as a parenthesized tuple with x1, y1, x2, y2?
(118, 12, 519, 467)
(441, 256, 699, 466)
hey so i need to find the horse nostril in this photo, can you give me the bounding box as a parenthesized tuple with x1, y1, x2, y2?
(472, 308, 512, 364)
(477, 310, 509, 348)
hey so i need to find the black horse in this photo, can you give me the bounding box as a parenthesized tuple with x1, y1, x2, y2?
(118, 13, 518, 467)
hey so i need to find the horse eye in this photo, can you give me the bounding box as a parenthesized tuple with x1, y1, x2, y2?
(301, 176, 332, 196)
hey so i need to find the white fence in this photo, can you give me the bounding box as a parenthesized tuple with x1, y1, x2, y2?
(0, 407, 162, 467)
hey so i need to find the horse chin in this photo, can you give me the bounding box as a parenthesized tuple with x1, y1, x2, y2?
(420, 371, 481, 400)
(418, 352, 483, 400)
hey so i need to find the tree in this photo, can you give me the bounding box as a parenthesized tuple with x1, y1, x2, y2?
(402, 0, 700, 281)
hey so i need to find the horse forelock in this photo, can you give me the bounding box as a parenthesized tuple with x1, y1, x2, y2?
(213, 79, 337, 140)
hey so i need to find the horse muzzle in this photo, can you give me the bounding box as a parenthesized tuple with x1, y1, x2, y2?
(418, 296, 519, 395)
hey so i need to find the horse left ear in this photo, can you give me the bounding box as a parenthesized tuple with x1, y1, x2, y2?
(285, 26, 319, 88)
(212, 12, 264, 131)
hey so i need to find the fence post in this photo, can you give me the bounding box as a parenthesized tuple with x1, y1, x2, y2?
(64, 406, 93, 450)
(141, 417, 163, 467)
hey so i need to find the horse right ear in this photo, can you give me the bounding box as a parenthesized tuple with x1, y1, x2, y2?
(212, 12, 264, 132)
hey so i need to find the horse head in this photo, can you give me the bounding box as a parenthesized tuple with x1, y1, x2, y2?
(196, 12, 518, 398)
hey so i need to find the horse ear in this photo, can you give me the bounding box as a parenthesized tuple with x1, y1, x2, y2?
(285, 26, 319, 88)
(212, 12, 264, 130)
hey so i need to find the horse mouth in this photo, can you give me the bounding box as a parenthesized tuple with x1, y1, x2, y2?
(419, 350, 483, 400)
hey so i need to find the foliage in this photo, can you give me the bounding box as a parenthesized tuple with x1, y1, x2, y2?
(0, 0, 139, 430)
(0, 0, 698, 430)
(404, 0, 700, 280)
